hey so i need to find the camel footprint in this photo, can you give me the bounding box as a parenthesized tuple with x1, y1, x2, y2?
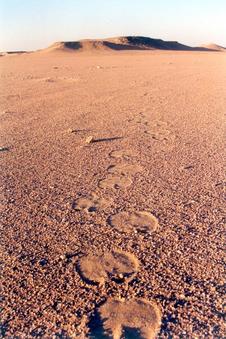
(72, 193, 112, 212)
(108, 211, 159, 234)
(144, 120, 174, 141)
(98, 176, 132, 190)
(78, 250, 139, 285)
(109, 149, 137, 160)
(98, 161, 142, 190)
(107, 163, 143, 176)
(93, 297, 162, 339)
(145, 129, 172, 141)
(128, 114, 148, 125)
(151, 120, 168, 129)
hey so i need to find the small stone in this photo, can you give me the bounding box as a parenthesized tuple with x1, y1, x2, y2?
(0, 146, 9, 152)
(85, 136, 94, 144)
(118, 296, 125, 301)
(67, 128, 77, 133)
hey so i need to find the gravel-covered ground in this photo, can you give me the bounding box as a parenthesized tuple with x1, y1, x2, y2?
(0, 50, 225, 338)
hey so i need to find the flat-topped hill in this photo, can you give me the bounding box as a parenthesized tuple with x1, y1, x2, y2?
(41, 36, 221, 53)
(2, 37, 225, 55)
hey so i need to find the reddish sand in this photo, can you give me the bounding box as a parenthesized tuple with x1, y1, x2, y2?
(0, 49, 225, 337)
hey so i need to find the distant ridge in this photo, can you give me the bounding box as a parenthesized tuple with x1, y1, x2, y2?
(2, 37, 225, 55)
(41, 36, 222, 53)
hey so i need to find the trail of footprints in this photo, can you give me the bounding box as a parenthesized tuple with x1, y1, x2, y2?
(98, 150, 142, 190)
(74, 143, 163, 338)
(129, 112, 175, 142)
(1, 110, 171, 337)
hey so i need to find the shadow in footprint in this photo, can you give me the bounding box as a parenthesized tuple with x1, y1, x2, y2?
(87, 206, 97, 212)
(0, 322, 9, 337)
(76, 262, 99, 286)
(123, 327, 143, 339)
(88, 298, 161, 338)
(93, 137, 123, 143)
(88, 312, 145, 339)
(88, 309, 109, 339)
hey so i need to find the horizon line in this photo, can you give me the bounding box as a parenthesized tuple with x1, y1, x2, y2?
(1, 35, 225, 53)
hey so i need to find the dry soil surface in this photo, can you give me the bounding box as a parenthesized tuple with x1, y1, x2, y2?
(0, 50, 225, 338)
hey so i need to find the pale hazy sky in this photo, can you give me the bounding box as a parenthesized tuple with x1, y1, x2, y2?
(0, 0, 225, 51)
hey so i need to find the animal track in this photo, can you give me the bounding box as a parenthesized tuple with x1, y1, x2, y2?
(97, 297, 162, 339)
(72, 113, 163, 335)
(38, 77, 56, 83)
(146, 129, 171, 141)
(34, 76, 79, 83)
(109, 149, 137, 160)
(108, 211, 159, 234)
(98, 176, 132, 189)
(78, 250, 139, 284)
(151, 120, 168, 129)
(144, 120, 175, 141)
(107, 163, 142, 176)
(72, 193, 112, 212)
(128, 116, 148, 125)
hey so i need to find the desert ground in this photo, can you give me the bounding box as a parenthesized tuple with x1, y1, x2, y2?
(0, 48, 225, 338)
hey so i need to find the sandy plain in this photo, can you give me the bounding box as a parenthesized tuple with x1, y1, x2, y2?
(0, 49, 225, 338)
